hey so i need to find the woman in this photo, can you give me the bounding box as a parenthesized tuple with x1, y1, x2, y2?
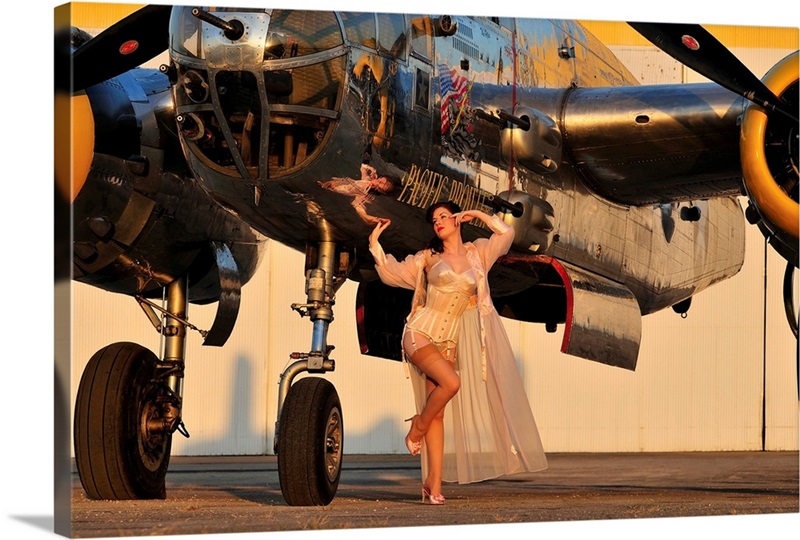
(368, 201, 547, 505)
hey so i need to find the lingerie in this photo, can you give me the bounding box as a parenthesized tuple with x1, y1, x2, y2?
(403, 258, 478, 361)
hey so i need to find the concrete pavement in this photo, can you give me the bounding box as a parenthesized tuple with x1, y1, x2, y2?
(67, 451, 799, 538)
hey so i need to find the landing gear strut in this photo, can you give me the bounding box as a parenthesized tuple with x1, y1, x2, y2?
(783, 262, 799, 398)
(275, 240, 352, 506)
(74, 277, 190, 499)
(783, 262, 798, 340)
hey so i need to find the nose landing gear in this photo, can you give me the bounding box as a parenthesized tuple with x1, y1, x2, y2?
(275, 241, 353, 506)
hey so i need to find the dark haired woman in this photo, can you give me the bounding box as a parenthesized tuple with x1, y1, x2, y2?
(368, 201, 547, 505)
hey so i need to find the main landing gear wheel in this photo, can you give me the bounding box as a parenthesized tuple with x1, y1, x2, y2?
(74, 342, 172, 499)
(277, 377, 343, 506)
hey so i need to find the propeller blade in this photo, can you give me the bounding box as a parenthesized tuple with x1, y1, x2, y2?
(71, 5, 173, 91)
(628, 22, 798, 122)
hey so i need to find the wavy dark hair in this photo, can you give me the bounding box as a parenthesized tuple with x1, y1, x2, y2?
(425, 201, 463, 254)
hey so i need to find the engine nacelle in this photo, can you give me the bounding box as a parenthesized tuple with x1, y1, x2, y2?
(740, 51, 799, 267)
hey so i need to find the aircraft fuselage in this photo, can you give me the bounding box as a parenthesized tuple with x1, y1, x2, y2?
(170, 9, 746, 318)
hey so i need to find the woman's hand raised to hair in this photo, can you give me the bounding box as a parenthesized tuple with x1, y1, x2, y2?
(369, 218, 391, 246)
(453, 209, 490, 225)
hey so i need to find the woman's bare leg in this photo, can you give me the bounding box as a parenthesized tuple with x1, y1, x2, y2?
(405, 342, 460, 434)
(423, 375, 446, 497)
(402, 336, 459, 498)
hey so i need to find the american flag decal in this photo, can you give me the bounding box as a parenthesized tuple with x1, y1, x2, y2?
(438, 64, 470, 134)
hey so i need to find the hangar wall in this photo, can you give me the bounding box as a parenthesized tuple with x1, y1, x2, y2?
(68, 11, 799, 456)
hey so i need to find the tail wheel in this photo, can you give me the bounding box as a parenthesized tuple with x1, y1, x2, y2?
(277, 377, 343, 506)
(74, 342, 172, 499)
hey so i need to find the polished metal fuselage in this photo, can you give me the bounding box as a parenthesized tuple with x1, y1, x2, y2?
(170, 9, 746, 318)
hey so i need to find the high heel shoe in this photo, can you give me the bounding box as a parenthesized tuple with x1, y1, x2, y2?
(421, 484, 445, 505)
(404, 415, 423, 456)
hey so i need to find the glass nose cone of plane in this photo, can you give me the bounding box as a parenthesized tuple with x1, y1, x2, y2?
(168, 7, 346, 182)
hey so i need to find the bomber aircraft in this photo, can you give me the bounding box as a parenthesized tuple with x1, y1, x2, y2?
(56, 3, 798, 508)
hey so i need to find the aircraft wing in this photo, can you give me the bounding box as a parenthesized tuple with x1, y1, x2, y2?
(467, 58, 797, 263)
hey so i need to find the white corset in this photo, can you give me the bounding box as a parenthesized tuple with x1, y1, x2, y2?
(405, 259, 478, 346)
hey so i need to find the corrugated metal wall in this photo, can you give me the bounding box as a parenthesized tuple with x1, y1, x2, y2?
(71, 244, 418, 456)
(70, 227, 797, 455)
(69, 17, 798, 456)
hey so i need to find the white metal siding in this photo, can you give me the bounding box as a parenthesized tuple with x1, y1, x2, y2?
(70, 226, 797, 455)
(766, 243, 799, 450)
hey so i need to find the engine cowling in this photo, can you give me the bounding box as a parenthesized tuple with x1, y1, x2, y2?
(740, 51, 799, 267)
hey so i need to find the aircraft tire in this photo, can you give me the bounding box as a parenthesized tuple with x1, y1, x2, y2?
(74, 342, 172, 500)
(277, 377, 343, 506)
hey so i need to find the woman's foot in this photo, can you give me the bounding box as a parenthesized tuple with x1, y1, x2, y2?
(421, 484, 445, 505)
(404, 415, 424, 456)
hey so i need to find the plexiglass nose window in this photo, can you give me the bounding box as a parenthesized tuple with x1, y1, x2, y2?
(263, 9, 343, 59)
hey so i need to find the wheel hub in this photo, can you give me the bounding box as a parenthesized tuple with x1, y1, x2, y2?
(138, 396, 169, 472)
(324, 407, 343, 482)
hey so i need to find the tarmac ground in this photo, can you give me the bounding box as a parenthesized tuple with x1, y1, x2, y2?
(67, 451, 799, 538)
